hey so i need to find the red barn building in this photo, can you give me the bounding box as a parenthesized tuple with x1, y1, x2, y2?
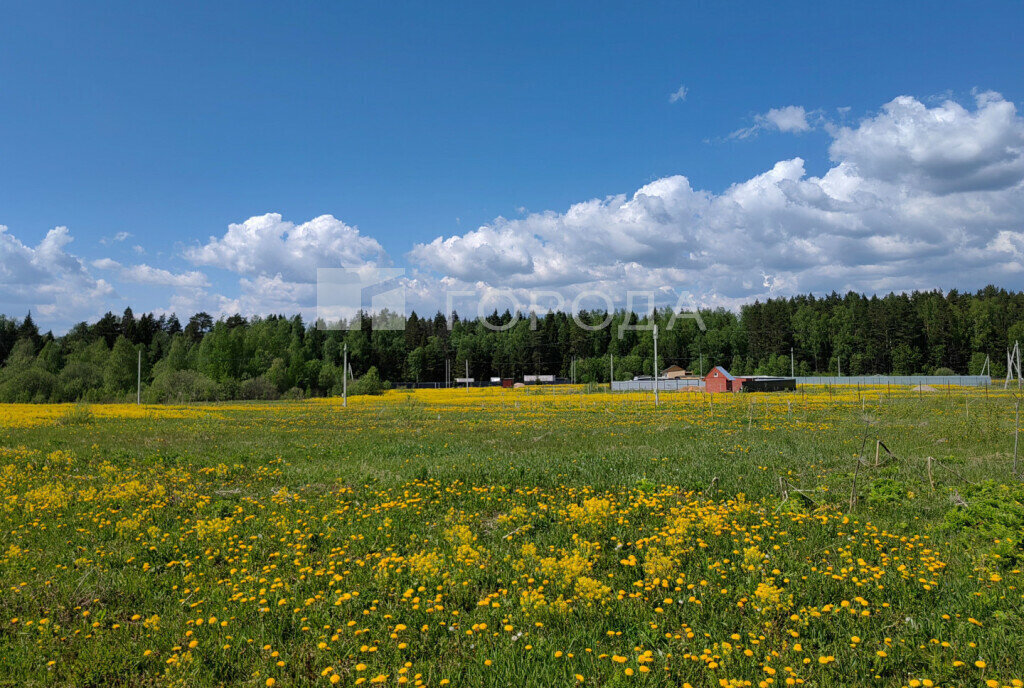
(704, 366, 796, 393)
(704, 366, 735, 393)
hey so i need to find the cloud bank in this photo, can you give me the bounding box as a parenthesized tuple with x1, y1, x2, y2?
(412, 92, 1024, 309)
(2, 91, 1023, 330)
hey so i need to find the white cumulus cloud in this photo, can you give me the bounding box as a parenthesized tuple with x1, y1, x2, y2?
(0, 225, 115, 324)
(185, 213, 386, 282)
(731, 105, 812, 139)
(181, 212, 393, 320)
(829, 91, 1024, 194)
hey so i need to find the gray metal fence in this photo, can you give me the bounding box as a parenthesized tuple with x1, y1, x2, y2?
(611, 379, 704, 391)
(794, 375, 992, 387)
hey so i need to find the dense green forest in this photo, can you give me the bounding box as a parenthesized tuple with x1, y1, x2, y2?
(1, 286, 1022, 403)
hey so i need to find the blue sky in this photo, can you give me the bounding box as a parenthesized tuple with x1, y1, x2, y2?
(2, 1, 1024, 330)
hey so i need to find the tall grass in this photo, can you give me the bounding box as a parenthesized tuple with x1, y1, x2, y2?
(58, 402, 93, 425)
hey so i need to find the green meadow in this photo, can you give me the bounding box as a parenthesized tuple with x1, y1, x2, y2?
(1, 386, 1022, 687)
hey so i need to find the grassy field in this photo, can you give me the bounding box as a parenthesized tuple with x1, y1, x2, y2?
(1, 385, 1023, 687)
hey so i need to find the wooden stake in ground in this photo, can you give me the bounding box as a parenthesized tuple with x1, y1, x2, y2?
(849, 459, 861, 512)
(1016, 343, 1021, 390)
(1014, 398, 1020, 476)
(702, 476, 718, 501)
(873, 439, 894, 467)
(1006, 341, 1022, 390)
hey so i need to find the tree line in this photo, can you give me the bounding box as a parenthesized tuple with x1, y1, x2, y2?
(1, 285, 1022, 403)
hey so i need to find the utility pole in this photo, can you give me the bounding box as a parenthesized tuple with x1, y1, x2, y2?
(790, 347, 794, 377)
(699, 348, 704, 378)
(653, 325, 659, 407)
(466, 360, 469, 390)
(136, 349, 141, 405)
(610, 354, 614, 388)
(342, 342, 348, 408)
